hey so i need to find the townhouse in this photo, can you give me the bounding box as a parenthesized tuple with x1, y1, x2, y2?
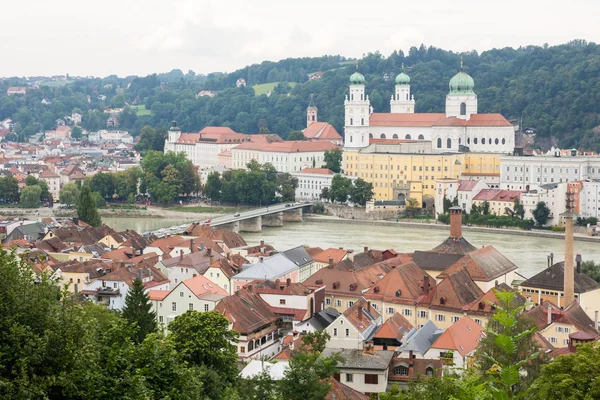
(326, 298, 383, 349)
(426, 316, 484, 370)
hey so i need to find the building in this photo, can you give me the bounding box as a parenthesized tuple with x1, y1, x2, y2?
(45, 126, 72, 139)
(472, 189, 521, 216)
(325, 298, 383, 349)
(7, 87, 28, 95)
(303, 95, 343, 145)
(387, 356, 443, 390)
(522, 183, 567, 225)
(372, 313, 414, 350)
(159, 247, 223, 289)
(579, 180, 600, 219)
(343, 68, 515, 154)
(292, 168, 336, 201)
(231, 140, 339, 173)
(427, 316, 484, 370)
(149, 274, 228, 327)
(500, 155, 600, 192)
(39, 169, 61, 201)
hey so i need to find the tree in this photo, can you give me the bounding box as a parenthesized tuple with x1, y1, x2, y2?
(405, 197, 419, 217)
(2, 175, 19, 202)
(532, 201, 551, 226)
(71, 125, 82, 139)
(527, 342, 600, 399)
(92, 191, 106, 208)
(513, 198, 525, 219)
(278, 350, 343, 400)
(349, 178, 374, 206)
(320, 187, 330, 201)
(59, 183, 80, 207)
(20, 185, 42, 207)
(168, 311, 239, 383)
(323, 148, 343, 173)
(135, 125, 166, 154)
(90, 172, 115, 199)
(301, 330, 331, 353)
(122, 278, 157, 343)
(204, 172, 222, 201)
(78, 185, 102, 227)
(581, 260, 600, 282)
(287, 130, 306, 141)
(481, 201, 491, 215)
(277, 173, 298, 202)
(328, 174, 352, 203)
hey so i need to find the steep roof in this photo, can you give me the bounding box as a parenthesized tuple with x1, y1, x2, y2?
(374, 313, 414, 342)
(526, 301, 599, 337)
(401, 320, 443, 355)
(322, 348, 395, 371)
(184, 224, 247, 248)
(430, 317, 484, 357)
(466, 283, 525, 314)
(182, 274, 228, 298)
(302, 122, 342, 140)
(411, 251, 464, 272)
(521, 262, 600, 293)
(342, 297, 381, 335)
(215, 289, 279, 334)
(458, 180, 480, 191)
(325, 378, 369, 400)
(282, 246, 313, 267)
(438, 246, 517, 282)
(163, 249, 223, 275)
(429, 236, 477, 255)
(252, 279, 317, 296)
(473, 189, 521, 202)
(431, 269, 484, 311)
(107, 230, 150, 251)
(233, 253, 298, 280)
(311, 247, 348, 264)
(148, 290, 170, 301)
(365, 262, 436, 306)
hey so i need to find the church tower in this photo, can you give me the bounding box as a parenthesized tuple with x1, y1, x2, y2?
(390, 65, 415, 113)
(306, 94, 318, 128)
(446, 60, 477, 120)
(167, 120, 181, 143)
(344, 69, 371, 149)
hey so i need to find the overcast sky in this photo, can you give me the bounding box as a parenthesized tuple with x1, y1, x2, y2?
(2, 0, 599, 78)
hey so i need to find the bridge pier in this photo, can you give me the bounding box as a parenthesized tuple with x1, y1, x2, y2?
(218, 221, 240, 233)
(239, 216, 262, 233)
(282, 208, 303, 222)
(262, 212, 283, 227)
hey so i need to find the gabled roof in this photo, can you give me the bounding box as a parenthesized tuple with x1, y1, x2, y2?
(431, 269, 484, 311)
(107, 230, 150, 251)
(215, 289, 279, 334)
(411, 250, 464, 272)
(336, 250, 385, 271)
(365, 262, 435, 306)
(282, 245, 313, 267)
(183, 224, 247, 248)
(430, 317, 484, 357)
(458, 179, 480, 191)
(148, 290, 170, 301)
(526, 301, 599, 337)
(182, 274, 228, 298)
(429, 236, 477, 255)
(297, 168, 335, 175)
(342, 297, 381, 335)
(438, 246, 517, 282)
(473, 189, 521, 202)
(400, 320, 443, 356)
(325, 378, 369, 400)
(233, 253, 298, 280)
(521, 262, 600, 293)
(252, 279, 317, 296)
(163, 249, 223, 275)
(311, 247, 348, 264)
(374, 313, 414, 342)
(322, 348, 395, 371)
(467, 283, 525, 314)
(302, 122, 342, 140)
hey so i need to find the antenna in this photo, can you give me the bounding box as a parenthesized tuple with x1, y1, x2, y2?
(460, 56, 463, 71)
(356, 60, 359, 71)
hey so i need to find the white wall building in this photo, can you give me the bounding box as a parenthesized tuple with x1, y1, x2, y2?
(292, 168, 335, 200)
(522, 183, 567, 225)
(500, 156, 600, 191)
(580, 180, 600, 219)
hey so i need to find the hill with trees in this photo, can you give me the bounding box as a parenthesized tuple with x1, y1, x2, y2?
(2, 40, 600, 150)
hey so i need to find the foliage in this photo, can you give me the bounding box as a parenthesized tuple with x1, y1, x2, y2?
(71, 125, 82, 139)
(581, 260, 600, 282)
(439, 211, 534, 230)
(90, 172, 115, 199)
(380, 374, 493, 400)
(532, 201, 551, 226)
(167, 310, 239, 384)
(204, 171, 222, 201)
(59, 183, 80, 206)
(576, 216, 598, 226)
(122, 278, 157, 344)
(326, 174, 353, 203)
(513, 198, 525, 219)
(278, 350, 343, 400)
(323, 148, 343, 173)
(442, 196, 458, 214)
(135, 125, 166, 154)
(301, 330, 331, 353)
(0, 175, 20, 203)
(141, 151, 200, 203)
(20, 185, 42, 207)
(481, 201, 491, 215)
(526, 342, 600, 399)
(25, 175, 50, 202)
(92, 191, 106, 208)
(349, 178, 374, 206)
(77, 185, 102, 226)
(550, 225, 565, 232)
(287, 130, 306, 141)
(311, 201, 326, 214)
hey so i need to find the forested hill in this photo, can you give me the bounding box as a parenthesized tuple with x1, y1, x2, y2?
(1, 40, 600, 151)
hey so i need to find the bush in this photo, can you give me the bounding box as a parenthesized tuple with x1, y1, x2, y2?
(437, 212, 534, 230)
(550, 225, 566, 232)
(311, 201, 325, 214)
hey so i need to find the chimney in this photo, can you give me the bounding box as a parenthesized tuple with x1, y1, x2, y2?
(563, 213, 575, 305)
(595, 311, 599, 332)
(576, 254, 582, 274)
(328, 257, 334, 268)
(275, 279, 280, 288)
(207, 247, 212, 256)
(190, 240, 194, 253)
(358, 305, 363, 321)
(547, 303, 552, 325)
(449, 207, 462, 239)
(179, 250, 184, 261)
(367, 301, 371, 313)
(423, 275, 429, 294)
(364, 246, 369, 253)
(364, 341, 375, 355)
(286, 278, 291, 287)
(247, 284, 254, 293)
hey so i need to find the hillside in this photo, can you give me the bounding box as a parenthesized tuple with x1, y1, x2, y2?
(1, 41, 600, 150)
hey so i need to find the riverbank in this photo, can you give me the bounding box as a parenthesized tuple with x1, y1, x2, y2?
(304, 215, 600, 243)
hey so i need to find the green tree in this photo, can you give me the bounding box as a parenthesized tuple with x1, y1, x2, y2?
(168, 311, 239, 383)
(301, 330, 331, 353)
(527, 342, 600, 399)
(241, 369, 280, 400)
(532, 201, 551, 226)
(287, 130, 306, 141)
(481, 200, 491, 215)
(204, 172, 222, 201)
(320, 187, 329, 201)
(278, 350, 343, 400)
(122, 278, 157, 343)
(20, 185, 42, 207)
(277, 172, 298, 202)
(328, 174, 352, 203)
(78, 185, 102, 227)
(513, 198, 525, 219)
(90, 172, 115, 199)
(135, 125, 166, 154)
(71, 125, 82, 139)
(581, 260, 600, 282)
(2, 175, 20, 202)
(92, 191, 106, 208)
(323, 148, 343, 173)
(405, 197, 420, 217)
(59, 183, 80, 207)
(349, 178, 374, 206)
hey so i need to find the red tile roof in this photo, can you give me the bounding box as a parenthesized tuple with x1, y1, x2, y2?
(303, 122, 342, 140)
(365, 262, 435, 306)
(438, 246, 517, 282)
(430, 317, 484, 356)
(298, 168, 335, 175)
(370, 113, 445, 127)
(182, 274, 228, 297)
(374, 313, 414, 342)
(148, 290, 170, 301)
(215, 289, 279, 334)
(342, 297, 381, 334)
(473, 189, 521, 202)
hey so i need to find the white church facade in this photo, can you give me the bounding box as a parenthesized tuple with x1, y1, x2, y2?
(343, 67, 515, 154)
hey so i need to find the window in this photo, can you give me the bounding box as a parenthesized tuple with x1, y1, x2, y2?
(345, 328, 350, 337)
(394, 365, 409, 376)
(365, 374, 379, 385)
(564, 339, 570, 346)
(348, 301, 354, 308)
(240, 346, 245, 354)
(350, 118, 353, 125)
(474, 138, 478, 145)
(549, 337, 557, 344)
(436, 314, 445, 322)
(447, 138, 452, 149)
(388, 307, 395, 314)
(333, 328, 338, 336)
(346, 373, 353, 383)
(405, 134, 412, 140)
(474, 318, 482, 325)
(452, 316, 460, 323)
(418, 134, 424, 140)
(280, 299, 286, 305)
(172, 302, 177, 311)
(180, 292, 184, 297)
(437, 138, 442, 148)
(426, 367, 434, 377)
(403, 309, 412, 317)
(326, 298, 332, 305)
(336, 300, 342, 307)
(248, 341, 254, 351)
(361, 118, 364, 125)
(419, 310, 428, 318)
(188, 303, 193, 310)
(204, 304, 209, 312)
(460, 102, 466, 115)
(159, 316, 163, 323)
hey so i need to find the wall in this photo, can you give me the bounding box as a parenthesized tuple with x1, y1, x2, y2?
(325, 204, 397, 221)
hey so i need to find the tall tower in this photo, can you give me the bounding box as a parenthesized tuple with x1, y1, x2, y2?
(344, 68, 370, 150)
(167, 120, 181, 143)
(306, 94, 318, 128)
(446, 59, 477, 120)
(563, 212, 576, 306)
(390, 65, 415, 113)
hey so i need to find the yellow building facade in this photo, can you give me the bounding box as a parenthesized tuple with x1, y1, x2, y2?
(344, 151, 501, 204)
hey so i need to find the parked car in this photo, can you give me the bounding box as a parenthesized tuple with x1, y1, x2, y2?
(204, 219, 212, 224)
(233, 213, 240, 217)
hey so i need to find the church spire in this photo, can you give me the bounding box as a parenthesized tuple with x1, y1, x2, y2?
(460, 56, 463, 71)
(308, 93, 316, 109)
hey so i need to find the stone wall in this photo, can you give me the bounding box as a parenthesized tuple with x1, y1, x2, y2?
(323, 204, 397, 221)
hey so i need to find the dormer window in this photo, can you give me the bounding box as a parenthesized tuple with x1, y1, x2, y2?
(395, 290, 402, 298)
(440, 297, 446, 305)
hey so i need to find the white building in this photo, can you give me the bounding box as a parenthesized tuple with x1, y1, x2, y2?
(343, 67, 515, 154)
(522, 183, 567, 226)
(500, 155, 600, 191)
(231, 141, 339, 173)
(292, 168, 335, 200)
(580, 180, 600, 219)
(434, 178, 488, 215)
(39, 169, 61, 201)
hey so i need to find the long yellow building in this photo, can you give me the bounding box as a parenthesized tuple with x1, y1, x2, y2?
(343, 142, 501, 204)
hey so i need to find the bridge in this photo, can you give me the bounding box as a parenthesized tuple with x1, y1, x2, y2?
(148, 202, 314, 236)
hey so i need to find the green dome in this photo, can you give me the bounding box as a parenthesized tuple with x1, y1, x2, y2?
(395, 72, 410, 85)
(349, 71, 365, 85)
(449, 71, 474, 94)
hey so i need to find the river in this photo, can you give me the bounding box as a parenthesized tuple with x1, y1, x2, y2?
(103, 217, 600, 279)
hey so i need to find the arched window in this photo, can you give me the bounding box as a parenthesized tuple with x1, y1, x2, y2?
(502, 138, 506, 145)
(460, 102, 466, 115)
(392, 134, 398, 139)
(394, 365, 409, 376)
(361, 118, 364, 125)
(349, 135, 353, 143)
(380, 134, 386, 139)
(312, 115, 315, 121)
(248, 341, 254, 351)
(482, 138, 486, 145)
(350, 118, 353, 126)
(447, 138, 452, 148)
(437, 138, 442, 148)
(425, 367, 434, 377)
(369, 133, 373, 139)
(467, 138, 470, 144)
(405, 134, 412, 140)
(361, 94, 363, 100)
(474, 138, 478, 145)
(406, 93, 409, 100)
(495, 138, 499, 145)
(418, 134, 424, 140)
(351, 94, 354, 100)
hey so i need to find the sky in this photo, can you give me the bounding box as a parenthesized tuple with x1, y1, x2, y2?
(1, 0, 599, 78)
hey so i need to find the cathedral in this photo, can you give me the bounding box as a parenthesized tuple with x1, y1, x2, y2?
(343, 66, 515, 154)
